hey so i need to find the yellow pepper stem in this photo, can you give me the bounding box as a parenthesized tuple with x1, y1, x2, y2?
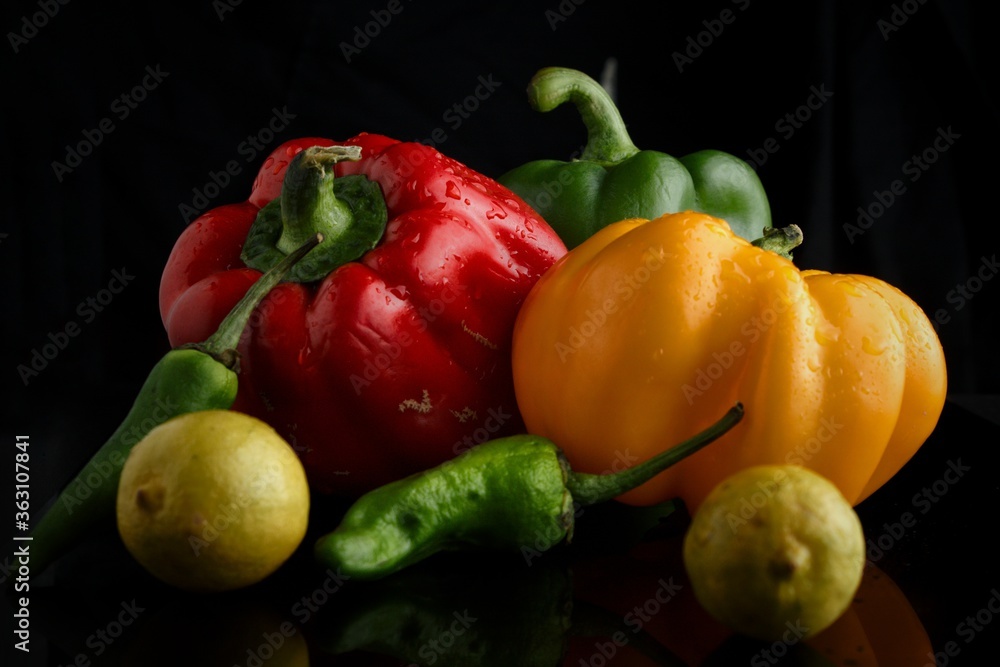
(566, 402, 745, 507)
(750, 224, 803, 260)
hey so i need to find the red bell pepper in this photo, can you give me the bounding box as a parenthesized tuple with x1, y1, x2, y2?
(159, 134, 567, 495)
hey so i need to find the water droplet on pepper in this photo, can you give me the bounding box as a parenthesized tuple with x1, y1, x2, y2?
(862, 336, 887, 355)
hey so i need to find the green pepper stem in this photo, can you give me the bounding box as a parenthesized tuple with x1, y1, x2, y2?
(751, 225, 803, 261)
(190, 233, 323, 369)
(527, 67, 640, 166)
(565, 403, 744, 507)
(241, 145, 388, 283)
(276, 145, 361, 254)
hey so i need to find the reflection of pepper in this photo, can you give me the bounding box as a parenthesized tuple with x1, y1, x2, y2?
(310, 558, 686, 667)
(698, 563, 934, 665)
(27, 235, 320, 579)
(499, 67, 772, 248)
(311, 560, 574, 666)
(572, 528, 931, 665)
(159, 136, 567, 497)
(314, 404, 742, 581)
(570, 530, 733, 665)
(807, 564, 933, 665)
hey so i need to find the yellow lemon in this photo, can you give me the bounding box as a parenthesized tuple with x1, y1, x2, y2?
(116, 409, 310, 592)
(683, 464, 865, 641)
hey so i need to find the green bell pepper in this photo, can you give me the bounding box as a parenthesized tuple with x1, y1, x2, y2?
(499, 67, 773, 248)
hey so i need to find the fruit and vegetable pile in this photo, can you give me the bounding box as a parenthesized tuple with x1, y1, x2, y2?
(28, 66, 946, 649)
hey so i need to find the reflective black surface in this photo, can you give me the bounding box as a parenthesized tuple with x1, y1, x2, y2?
(5, 397, 999, 666)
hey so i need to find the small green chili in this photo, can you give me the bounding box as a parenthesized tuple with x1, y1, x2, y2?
(314, 403, 744, 581)
(26, 234, 322, 579)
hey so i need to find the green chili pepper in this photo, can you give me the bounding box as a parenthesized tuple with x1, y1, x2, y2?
(314, 402, 744, 581)
(27, 234, 322, 579)
(499, 66, 772, 248)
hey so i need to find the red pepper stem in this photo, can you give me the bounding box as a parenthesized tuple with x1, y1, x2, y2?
(527, 67, 640, 166)
(565, 403, 745, 507)
(276, 145, 362, 255)
(241, 145, 387, 283)
(191, 233, 323, 369)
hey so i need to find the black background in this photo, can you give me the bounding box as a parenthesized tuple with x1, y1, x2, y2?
(1, 0, 998, 665)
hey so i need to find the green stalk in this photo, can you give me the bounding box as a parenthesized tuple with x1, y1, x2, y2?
(751, 225, 803, 261)
(527, 66, 640, 166)
(566, 403, 744, 507)
(184, 232, 324, 370)
(241, 145, 388, 283)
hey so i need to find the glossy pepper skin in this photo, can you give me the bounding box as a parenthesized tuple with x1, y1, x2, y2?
(159, 134, 566, 497)
(512, 211, 947, 512)
(499, 67, 772, 248)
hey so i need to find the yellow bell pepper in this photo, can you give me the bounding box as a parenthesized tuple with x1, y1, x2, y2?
(511, 211, 946, 511)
